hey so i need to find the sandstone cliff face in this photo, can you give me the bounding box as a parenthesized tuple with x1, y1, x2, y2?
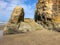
(35, 0, 60, 30)
(52, 0, 60, 23)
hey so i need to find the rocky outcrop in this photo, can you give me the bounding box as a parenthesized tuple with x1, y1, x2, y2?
(9, 6, 24, 24)
(18, 18, 43, 33)
(4, 18, 43, 35)
(34, 0, 60, 30)
(3, 0, 60, 35)
(3, 6, 43, 35)
(4, 6, 24, 34)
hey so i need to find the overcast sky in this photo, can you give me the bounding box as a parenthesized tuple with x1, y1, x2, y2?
(0, 0, 37, 22)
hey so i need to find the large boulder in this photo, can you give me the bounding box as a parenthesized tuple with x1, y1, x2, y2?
(4, 6, 24, 35)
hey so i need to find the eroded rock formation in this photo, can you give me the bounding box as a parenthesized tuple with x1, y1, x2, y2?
(3, 0, 60, 35)
(9, 6, 24, 24)
(35, 0, 60, 30)
(4, 6, 24, 34)
(4, 6, 43, 35)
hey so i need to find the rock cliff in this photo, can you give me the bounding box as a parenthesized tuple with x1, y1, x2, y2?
(34, 0, 60, 30)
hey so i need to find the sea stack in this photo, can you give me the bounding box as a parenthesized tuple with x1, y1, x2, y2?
(4, 6, 24, 34)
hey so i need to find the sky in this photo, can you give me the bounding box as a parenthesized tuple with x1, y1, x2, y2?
(0, 0, 38, 22)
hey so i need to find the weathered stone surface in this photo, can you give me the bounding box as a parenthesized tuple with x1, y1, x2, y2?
(10, 6, 24, 24)
(4, 6, 24, 35)
(18, 18, 43, 33)
(4, 18, 43, 35)
(35, 0, 60, 30)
